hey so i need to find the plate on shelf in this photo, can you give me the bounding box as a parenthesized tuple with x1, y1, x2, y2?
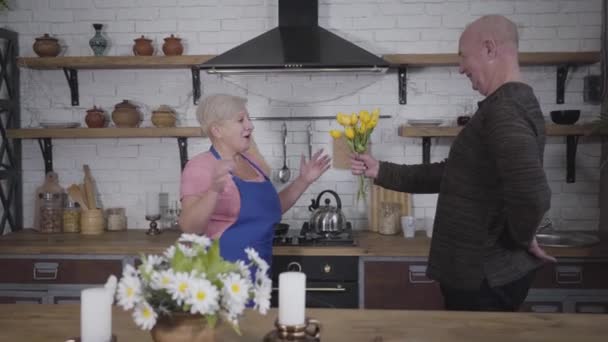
(406, 119, 443, 127)
(39, 122, 81, 129)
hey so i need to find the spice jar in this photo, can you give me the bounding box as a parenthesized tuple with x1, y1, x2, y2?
(63, 200, 81, 233)
(38, 192, 63, 233)
(378, 202, 400, 235)
(106, 207, 127, 231)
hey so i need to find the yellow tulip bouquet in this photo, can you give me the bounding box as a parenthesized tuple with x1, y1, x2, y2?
(329, 109, 380, 201)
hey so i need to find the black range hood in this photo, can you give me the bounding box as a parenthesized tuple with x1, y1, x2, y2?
(201, 0, 389, 73)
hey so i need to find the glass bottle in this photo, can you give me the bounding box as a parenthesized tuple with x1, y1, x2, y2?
(39, 192, 63, 233)
(89, 23, 107, 56)
(63, 200, 81, 233)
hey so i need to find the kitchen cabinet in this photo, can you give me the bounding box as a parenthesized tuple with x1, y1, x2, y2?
(521, 258, 608, 313)
(0, 254, 125, 304)
(361, 257, 443, 310)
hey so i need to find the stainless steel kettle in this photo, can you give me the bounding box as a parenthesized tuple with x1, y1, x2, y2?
(308, 190, 346, 235)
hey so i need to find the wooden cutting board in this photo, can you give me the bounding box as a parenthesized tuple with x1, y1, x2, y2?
(368, 184, 411, 232)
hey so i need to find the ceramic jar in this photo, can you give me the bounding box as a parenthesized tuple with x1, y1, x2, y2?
(133, 35, 154, 56)
(89, 23, 108, 56)
(162, 34, 183, 56)
(112, 100, 141, 128)
(85, 106, 107, 128)
(151, 105, 177, 128)
(33, 34, 61, 57)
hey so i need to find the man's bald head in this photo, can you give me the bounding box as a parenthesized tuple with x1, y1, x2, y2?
(462, 15, 519, 51)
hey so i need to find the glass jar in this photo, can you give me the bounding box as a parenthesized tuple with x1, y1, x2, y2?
(63, 200, 81, 233)
(106, 207, 127, 231)
(378, 202, 400, 235)
(38, 192, 63, 233)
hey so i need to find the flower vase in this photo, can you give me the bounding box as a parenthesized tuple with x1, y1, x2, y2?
(151, 313, 216, 342)
(89, 23, 107, 56)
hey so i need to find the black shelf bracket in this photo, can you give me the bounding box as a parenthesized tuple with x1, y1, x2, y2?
(398, 66, 407, 104)
(62, 68, 79, 106)
(422, 137, 431, 164)
(566, 135, 580, 183)
(191, 67, 201, 105)
(556, 64, 572, 104)
(37, 138, 53, 174)
(177, 137, 188, 171)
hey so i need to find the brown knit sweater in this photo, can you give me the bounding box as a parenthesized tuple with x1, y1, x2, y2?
(375, 82, 551, 290)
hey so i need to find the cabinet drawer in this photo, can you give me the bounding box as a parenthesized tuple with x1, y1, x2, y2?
(0, 291, 46, 304)
(0, 258, 122, 284)
(532, 262, 608, 289)
(520, 301, 564, 313)
(364, 261, 444, 310)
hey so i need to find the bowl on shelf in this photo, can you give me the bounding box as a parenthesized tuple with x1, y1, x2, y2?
(550, 110, 580, 125)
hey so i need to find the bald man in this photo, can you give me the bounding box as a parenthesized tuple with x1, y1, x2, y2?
(351, 15, 553, 311)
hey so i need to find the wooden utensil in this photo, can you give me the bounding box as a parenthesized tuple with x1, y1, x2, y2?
(67, 184, 89, 210)
(83, 165, 97, 209)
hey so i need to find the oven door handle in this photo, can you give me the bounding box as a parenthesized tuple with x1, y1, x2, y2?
(272, 286, 347, 292)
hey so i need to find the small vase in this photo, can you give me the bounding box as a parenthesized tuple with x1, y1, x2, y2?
(133, 35, 154, 56)
(111, 100, 141, 128)
(89, 23, 107, 56)
(85, 106, 107, 128)
(151, 313, 215, 342)
(33, 34, 61, 57)
(162, 34, 184, 56)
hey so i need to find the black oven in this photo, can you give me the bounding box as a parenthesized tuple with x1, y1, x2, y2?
(270, 255, 358, 309)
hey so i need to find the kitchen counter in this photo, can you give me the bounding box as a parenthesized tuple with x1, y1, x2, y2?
(1, 304, 607, 341)
(0, 229, 607, 258)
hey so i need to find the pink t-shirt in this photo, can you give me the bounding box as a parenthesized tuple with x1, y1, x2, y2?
(180, 150, 266, 239)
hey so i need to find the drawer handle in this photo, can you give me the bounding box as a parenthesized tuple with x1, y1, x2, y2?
(576, 304, 607, 314)
(33, 262, 59, 281)
(409, 265, 434, 284)
(531, 304, 560, 313)
(272, 286, 346, 293)
(555, 265, 583, 284)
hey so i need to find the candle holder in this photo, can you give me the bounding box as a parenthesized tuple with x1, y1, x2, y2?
(145, 214, 162, 235)
(263, 318, 321, 341)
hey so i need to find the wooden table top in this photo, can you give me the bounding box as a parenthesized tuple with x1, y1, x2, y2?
(1, 304, 607, 342)
(0, 229, 606, 258)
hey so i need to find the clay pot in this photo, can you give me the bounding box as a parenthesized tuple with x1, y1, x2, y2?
(33, 34, 61, 57)
(133, 35, 154, 56)
(111, 100, 141, 128)
(150, 313, 215, 342)
(162, 34, 184, 56)
(85, 106, 107, 128)
(151, 105, 177, 128)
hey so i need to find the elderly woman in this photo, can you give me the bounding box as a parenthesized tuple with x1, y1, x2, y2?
(180, 94, 330, 266)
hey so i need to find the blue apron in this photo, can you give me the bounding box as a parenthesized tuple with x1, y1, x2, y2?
(210, 146, 281, 269)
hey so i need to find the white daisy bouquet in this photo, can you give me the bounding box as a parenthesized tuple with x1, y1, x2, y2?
(114, 233, 272, 335)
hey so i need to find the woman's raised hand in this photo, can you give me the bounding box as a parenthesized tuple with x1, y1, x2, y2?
(299, 149, 331, 184)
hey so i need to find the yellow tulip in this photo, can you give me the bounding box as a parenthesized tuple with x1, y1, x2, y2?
(345, 127, 355, 139)
(368, 118, 378, 129)
(371, 108, 380, 122)
(359, 110, 371, 124)
(338, 113, 351, 126)
(358, 122, 367, 134)
(350, 113, 359, 126)
(329, 129, 342, 139)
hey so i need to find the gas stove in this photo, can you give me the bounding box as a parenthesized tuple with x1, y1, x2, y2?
(272, 222, 356, 246)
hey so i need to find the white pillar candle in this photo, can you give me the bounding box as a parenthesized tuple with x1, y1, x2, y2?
(81, 287, 112, 342)
(278, 271, 306, 326)
(145, 192, 159, 216)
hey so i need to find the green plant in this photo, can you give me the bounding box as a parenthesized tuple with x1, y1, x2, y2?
(0, 0, 8, 11)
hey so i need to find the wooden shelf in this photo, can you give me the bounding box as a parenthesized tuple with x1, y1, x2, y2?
(7, 127, 206, 139)
(17, 55, 216, 69)
(382, 52, 600, 66)
(398, 123, 603, 184)
(398, 124, 599, 137)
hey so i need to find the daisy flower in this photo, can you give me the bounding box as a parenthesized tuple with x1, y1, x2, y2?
(122, 263, 138, 278)
(245, 247, 269, 273)
(253, 276, 272, 315)
(177, 242, 197, 258)
(186, 278, 220, 315)
(116, 274, 142, 310)
(133, 301, 157, 331)
(150, 269, 174, 290)
(167, 271, 192, 305)
(140, 254, 164, 276)
(219, 273, 250, 316)
(179, 233, 211, 249)
(164, 245, 176, 259)
(235, 260, 251, 279)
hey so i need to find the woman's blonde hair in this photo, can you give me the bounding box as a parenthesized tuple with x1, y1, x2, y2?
(196, 94, 247, 136)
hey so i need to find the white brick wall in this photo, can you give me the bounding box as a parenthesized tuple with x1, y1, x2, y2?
(2, 0, 602, 232)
